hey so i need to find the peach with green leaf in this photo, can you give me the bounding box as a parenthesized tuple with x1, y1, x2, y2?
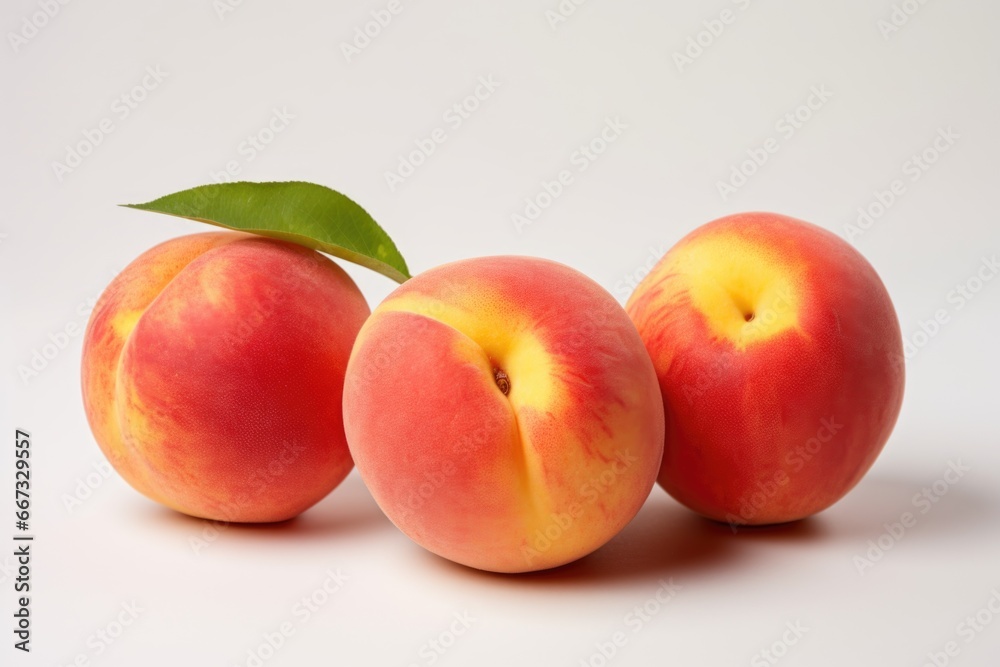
(82, 182, 408, 522)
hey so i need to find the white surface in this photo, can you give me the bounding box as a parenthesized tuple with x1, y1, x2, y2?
(3, 1, 1000, 665)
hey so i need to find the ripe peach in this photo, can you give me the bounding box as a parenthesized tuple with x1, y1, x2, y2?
(81, 232, 370, 522)
(343, 256, 664, 573)
(626, 213, 904, 526)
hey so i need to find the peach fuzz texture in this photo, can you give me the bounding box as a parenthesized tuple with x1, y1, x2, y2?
(626, 213, 904, 525)
(81, 232, 370, 522)
(343, 256, 664, 573)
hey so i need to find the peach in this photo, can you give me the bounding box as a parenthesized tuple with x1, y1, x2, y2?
(626, 213, 904, 525)
(342, 256, 664, 573)
(81, 232, 370, 522)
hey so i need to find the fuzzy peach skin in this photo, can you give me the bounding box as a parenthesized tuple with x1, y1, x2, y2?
(342, 256, 664, 573)
(626, 213, 904, 526)
(81, 232, 370, 522)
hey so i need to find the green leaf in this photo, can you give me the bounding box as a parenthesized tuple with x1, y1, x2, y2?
(123, 181, 410, 283)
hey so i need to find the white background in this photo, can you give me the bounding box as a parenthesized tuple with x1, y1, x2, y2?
(2, 1, 1000, 665)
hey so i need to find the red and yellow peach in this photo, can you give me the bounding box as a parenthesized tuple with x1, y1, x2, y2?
(343, 256, 664, 573)
(82, 232, 370, 522)
(626, 213, 905, 525)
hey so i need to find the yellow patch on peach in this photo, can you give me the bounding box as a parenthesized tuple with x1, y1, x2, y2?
(634, 231, 808, 351)
(627, 213, 904, 525)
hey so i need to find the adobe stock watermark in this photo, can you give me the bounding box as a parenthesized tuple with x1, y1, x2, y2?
(511, 116, 628, 233)
(384, 75, 502, 192)
(51, 65, 170, 182)
(523, 449, 640, 567)
(213, 247, 325, 353)
(61, 460, 114, 513)
(672, 0, 758, 73)
(393, 295, 621, 524)
(189, 440, 308, 556)
(7, 0, 74, 54)
(56, 601, 145, 667)
(233, 569, 349, 667)
(209, 107, 296, 182)
(544, 0, 593, 31)
(853, 459, 970, 575)
(877, 0, 934, 41)
(920, 588, 1000, 667)
(716, 85, 833, 202)
(751, 621, 810, 667)
(16, 273, 121, 385)
(843, 126, 959, 243)
(346, 275, 473, 396)
(611, 244, 668, 300)
(680, 288, 795, 406)
(725, 417, 843, 531)
(406, 612, 477, 667)
(390, 396, 638, 566)
(133, 88, 292, 209)
(545, 295, 621, 357)
(578, 579, 682, 667)
(340, 0, 414, 63)
(902, 255, 998, 362)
